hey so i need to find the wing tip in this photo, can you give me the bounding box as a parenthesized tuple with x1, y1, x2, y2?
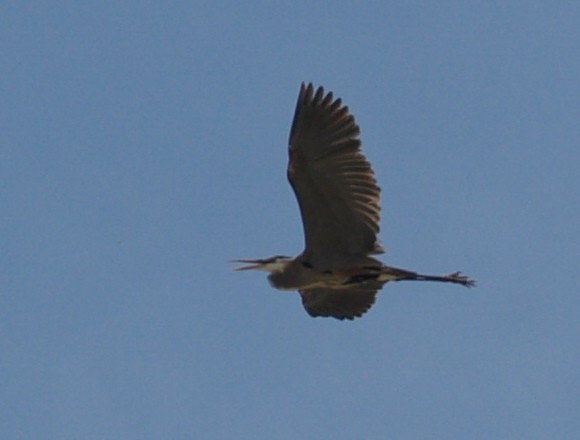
(299, 82, 329, 107)
(299, 289, 376, 321)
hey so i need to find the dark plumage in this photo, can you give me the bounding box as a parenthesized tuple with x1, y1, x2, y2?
(232, 83, 474, 320)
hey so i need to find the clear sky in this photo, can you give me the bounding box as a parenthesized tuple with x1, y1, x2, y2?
(2, 2, 579, 439)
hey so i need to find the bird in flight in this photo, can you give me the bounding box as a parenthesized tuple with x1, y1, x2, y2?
(232, 83, 474, 320)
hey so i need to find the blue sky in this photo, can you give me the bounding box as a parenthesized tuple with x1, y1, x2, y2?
(2, 2, 579, 439)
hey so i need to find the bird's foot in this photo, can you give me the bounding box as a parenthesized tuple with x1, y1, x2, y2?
(445, 272, 476, 287)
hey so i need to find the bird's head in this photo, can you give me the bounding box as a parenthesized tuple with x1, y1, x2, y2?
(230, 255, 292, 273)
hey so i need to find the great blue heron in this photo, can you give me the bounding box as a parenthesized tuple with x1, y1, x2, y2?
(232, 83, 474, 320)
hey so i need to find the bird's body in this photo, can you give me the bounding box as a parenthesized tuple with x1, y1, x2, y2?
(232, 83, 474, 320)
(266, 254, 382, 291)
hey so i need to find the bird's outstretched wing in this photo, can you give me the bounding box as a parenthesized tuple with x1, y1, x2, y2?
(288, 83, 382, 267)
(299, 288, 377, 320)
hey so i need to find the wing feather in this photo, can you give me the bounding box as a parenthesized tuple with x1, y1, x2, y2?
(288, 83, 382, 266)
(299, 288, 377, 320)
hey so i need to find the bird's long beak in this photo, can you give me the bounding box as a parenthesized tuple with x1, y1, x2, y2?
(229, 259, 268, 271)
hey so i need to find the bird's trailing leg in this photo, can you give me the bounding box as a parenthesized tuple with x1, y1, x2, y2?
(408, 271, 475, 287)
(379, 266, 475, 287)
